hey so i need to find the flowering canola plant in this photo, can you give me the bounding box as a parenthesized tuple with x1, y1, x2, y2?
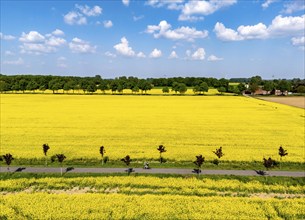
(0, 94, 303, 162)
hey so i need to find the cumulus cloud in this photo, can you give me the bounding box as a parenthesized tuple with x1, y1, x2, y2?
(3, 58, 24, 65)
(45, 36, 66, 47)
(122, 0, 130, 6)
(207, 55, 223, 61)
(214, 14, 305, 41)
(64, 11, 87, 25)
(179, 0, 237, 21)
(75, 4, 102, 16)
(169, 51, 178, 59)
(18, 31, 66, 54)
(52, 29, 65, 36)
(103, 20, 113, 28)
(149, 48, 162, 58)
(0, 32, 16, 40)
(191, 48, 205, 60)
(262, 0, 277, 9)
(146, 0, 184, 9)
(69, 37, 96, 53)
(137, 52, 146, 58)
(291, 36, 305, 50)
(282, 0, 305, 14)
(146, 20, 208, 41)
(19, 31, 45, 43)
(114, 37, 136, 57)
(64, 4, 102, 25)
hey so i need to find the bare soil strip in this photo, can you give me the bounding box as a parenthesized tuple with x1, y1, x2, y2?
(258, 97, 305, 109)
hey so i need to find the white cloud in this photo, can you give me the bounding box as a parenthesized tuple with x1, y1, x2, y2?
(268, 15, 305, 36)
(122, 0, 130, 6)
(214, 14, 305, 41)
(291, 36, 305, 50)
(0, 32, 16, 40)
(19, 31, 45, 43)
(133, 15, 144, 21)
(137, 52, 146, 58)
(113, 37, 136, 57)
(105, 51, 117, 58)
(75, 4, 102, 16)
(45, 36, 66, 46)
(207, 55, 223, 61)
(191, 48, 205, 60)
(5, 50, 15, 56)
(146, 20, 208, 41)
(146, 0, 184, 9)
(52, 29, 65, 36)
(64, 11, 87, 25)
(282, 0, 305, 14)
(20, 43, 57, 54)
(291, 36, 305, 46)
(69, 37, 96, 53)
(103, 20, 113, 28)
(169, 51, 178, 59)
(262, 0, 277, 9)
(3, 58, 24, 65)
(179, 0, 237, 21)
(149, 48, 162, 58)
(214, 22, 243, 41)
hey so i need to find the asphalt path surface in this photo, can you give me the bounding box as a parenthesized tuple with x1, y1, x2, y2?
(1, 167, 304, 177)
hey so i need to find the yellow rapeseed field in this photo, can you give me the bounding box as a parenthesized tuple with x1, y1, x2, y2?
(1, 176, 304, 219)
(0, 94, 304, 162)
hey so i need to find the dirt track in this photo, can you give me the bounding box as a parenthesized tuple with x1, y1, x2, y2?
(258, 97, 304, 108)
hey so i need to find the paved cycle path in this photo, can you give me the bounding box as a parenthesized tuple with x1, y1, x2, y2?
(1, 167, 304, 177)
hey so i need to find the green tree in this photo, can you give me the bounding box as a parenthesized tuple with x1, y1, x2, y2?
(86, 82, 97, 94)
(157, 145, 167, 163)
(278, 80, 291, 94)
(162, 86, 169, 94)
(2, 153, 14, 171)
(121, 155, 133, 175)
(26, 81, 39, 93)
(51, 154, 66, 175)
(98, 80, 108, 94)
(263, 157, 277, 171)
(193, 155, 205, 175)
(19, 79, 28, 93)
(237, 83, 246, 94)
(263, 81, 274, 93)
(0, 81, 10, 93)
(212, 147, 224, 165)
(42, 144, 50, 166)
(218, 87, 226, 95)
(178, 83, 187, 94)
(278, 146, 288, 169)
(296, 85, 305, 93)
(99, 146, 106, 165)
(132, 86, 139, 94)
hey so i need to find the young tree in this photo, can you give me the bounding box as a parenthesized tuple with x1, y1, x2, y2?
(51, 154, 66, 175)
(121, 155, 133, 175)
(278, 146, 288, 169)
(218, 87, 226, 95)
(157, 145, 166, 163)
(99, 146, 106, 165)
(212, 147, 224, 165)
(42, 144, 50, 166)
(193, 155, 205, 175)
(2, 153, 14, 171)
(263, 157, 277, 171)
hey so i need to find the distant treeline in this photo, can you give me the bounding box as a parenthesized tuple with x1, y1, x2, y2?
(0, 74, 304, 94)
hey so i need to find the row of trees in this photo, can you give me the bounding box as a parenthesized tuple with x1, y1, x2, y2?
(1, 145, 288, 176)
(247, 75, 305, 94)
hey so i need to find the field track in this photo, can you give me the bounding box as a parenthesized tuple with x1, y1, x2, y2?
(258, 97, 305, 108)
(1, 167, 304, 177)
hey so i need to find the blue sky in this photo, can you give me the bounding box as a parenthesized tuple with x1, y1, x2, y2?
(1, 0, 304, 79)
